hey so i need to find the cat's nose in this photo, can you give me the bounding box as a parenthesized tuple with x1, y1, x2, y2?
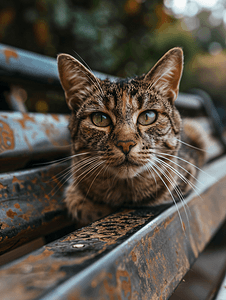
(116, 140, 136, 155)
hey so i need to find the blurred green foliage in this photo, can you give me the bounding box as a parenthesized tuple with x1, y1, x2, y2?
(0, 0, 201, 93)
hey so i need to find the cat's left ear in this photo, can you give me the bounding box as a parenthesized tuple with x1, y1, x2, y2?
(144, 47, 183, 103)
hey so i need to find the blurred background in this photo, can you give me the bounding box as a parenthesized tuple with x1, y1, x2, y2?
(0, 0, 226, 119)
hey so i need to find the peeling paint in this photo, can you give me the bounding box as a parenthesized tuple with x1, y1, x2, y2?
(0, 183, 7, 189)
(0, 120, 15, 153)
(1, 48, 19, 64)
(0, 112, 70, 173)
(6, 209, 17, 219)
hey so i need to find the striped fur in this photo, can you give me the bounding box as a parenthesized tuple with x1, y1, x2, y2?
(58, 48, 206, 225)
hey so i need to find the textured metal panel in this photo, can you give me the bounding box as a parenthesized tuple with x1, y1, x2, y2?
(0, 162, 71, 254)
(0, 44, 113, 86)
(0, 112, 70, 172)
(0, 156, 226, 300)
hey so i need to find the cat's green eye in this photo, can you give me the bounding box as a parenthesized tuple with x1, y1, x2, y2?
(138, 110, 157, 126)
(91, 112, 111, 127)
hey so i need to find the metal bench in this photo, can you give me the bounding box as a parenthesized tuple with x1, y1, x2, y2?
(0, 44, 226, 300)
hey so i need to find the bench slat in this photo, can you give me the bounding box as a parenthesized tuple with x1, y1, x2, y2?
(1, 156, 226, 300)
(0, 112, 70, 173)
(0, 44, 112, 87)
(0, 162, 71, 255)
(0, 43, 208, 114)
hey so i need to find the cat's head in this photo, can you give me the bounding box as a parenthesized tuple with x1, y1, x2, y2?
(58, 48, 183, 179)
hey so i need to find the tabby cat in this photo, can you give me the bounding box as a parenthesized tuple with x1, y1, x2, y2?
(57, 47, 206, 226)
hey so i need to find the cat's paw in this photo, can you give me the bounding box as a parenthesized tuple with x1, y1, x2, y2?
(65, 185, 113, 225)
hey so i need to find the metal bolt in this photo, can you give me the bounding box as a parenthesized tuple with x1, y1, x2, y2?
(72, 243, 85, 248)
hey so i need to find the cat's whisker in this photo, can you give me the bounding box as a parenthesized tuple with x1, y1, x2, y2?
(34, 152, 90, 167)
(72, 160, 105, 189)
(150, 150, 213, 179)
(46, 155, 97, 184)
(153, 157, 192, 217)
(71, 157, 101, 180)
(50, 155, 94, 181)
(71, 156, 100, 173)
(46, 162, 83, 199)
(52, 165, 74, 183)
(153, 157, 192, 235)
(155, 158, 200, 201)
(46, 169, 72, 200)
(175, 138, 208, 153)
(149, 161, 185, 232)
(153, 156, 204, 208)
(57, 158, 95, 183)
(47, 156, 101, 198)
(161, 168, 190, 233)
(73, 161, 105, 207)
(85, 162, 106, 198)
(154, 154, 204, 191)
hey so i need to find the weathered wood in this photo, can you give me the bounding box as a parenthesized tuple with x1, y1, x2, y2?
(0, 156, 226, 300)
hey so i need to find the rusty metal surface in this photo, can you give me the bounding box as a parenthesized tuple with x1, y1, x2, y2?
(0, 44, 113, 86)
(0, 112, 70, 173)
(0, 156, 226, 300)
(0, 161, 71, 255)
(0, 44, 208, 114)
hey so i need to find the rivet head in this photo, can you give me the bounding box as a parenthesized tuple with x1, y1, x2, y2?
(72, 243, 85, 248)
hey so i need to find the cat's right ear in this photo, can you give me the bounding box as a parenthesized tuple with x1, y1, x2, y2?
(57, 54, 99, 110)
(144, 47, 183, 103)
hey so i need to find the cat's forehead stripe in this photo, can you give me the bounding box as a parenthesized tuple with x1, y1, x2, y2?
(99, 80, 167, 116)
(121, 91, 128, 116)
(104, 94, 116, 111)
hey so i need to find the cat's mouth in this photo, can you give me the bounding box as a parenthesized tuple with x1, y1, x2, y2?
(116, 157, 141, 168)
(109, 157, 144, 179)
